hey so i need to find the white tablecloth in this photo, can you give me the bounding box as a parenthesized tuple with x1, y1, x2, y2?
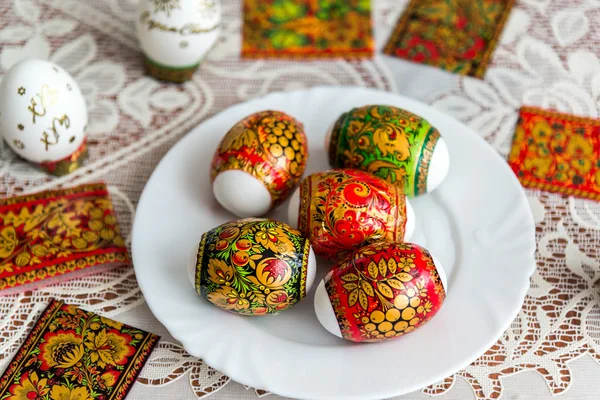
(1, 0, 599, 399)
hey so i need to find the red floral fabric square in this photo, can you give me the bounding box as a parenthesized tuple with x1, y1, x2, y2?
(383, 0, 514, 78)
(0, 299, 159, 400)
(0, 183, 130, 294)
(508, 107, 600, 200)
(242, 0, 374, 59)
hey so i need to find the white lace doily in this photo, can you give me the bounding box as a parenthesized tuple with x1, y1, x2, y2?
(1, 0, 599, 399)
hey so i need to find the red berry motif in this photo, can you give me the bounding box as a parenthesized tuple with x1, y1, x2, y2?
(235, 239, 252, 251)
(194, 219, 312, 316)
(232, 251, 249, 267)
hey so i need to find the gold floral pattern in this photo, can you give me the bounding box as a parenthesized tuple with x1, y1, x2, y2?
(207, 286, 251, 312)
(0, 300, 159, 400)
(242, 0, 374, 59)
(383, 0, 515, 78)
(6, 371, 49, 400)
(324, 242, 445, 342)
(49, 385, 91, 400)
(508, 106, 600, 200)
(39, 330, 85, 369)
(298, 169, 408, 261)
(328, 105, 441, 197)
(194, 218, 310, 315)
(84, 329, 135, 368)
(0, 183, 129, 293)
(211, 111, 308, 207)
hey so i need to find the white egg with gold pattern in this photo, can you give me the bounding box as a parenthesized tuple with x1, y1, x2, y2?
(0, 59, 87, 164)
(136, 0, 221, 82)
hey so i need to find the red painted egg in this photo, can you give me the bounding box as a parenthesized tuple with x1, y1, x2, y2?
(287, 169, 415, 261)
(314, 242, 447, 342)
(211, 111, 308, 217)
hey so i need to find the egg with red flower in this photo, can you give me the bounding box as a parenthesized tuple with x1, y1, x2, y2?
(211, 110, 308, 217)
(187, 218, 317, 315)
(287, 169, 415, 261)
(314, 241, 447, 342)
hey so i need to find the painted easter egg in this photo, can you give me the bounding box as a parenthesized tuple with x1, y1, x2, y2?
(0, 59, 88, 175)
(211, 110, 308, 217)
(314, 241, 447, 342)
(327, 105, 450, 197)
(188, 218, 317, 315)
(136, 0, 221, 82)
(287, 169, 415, 261)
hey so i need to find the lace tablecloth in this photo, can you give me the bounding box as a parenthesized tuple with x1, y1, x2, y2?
(1, 0, 599, 399)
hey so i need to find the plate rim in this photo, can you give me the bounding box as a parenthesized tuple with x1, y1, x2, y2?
(132, 86, 536, 400)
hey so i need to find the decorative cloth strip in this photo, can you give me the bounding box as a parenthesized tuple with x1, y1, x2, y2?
(383, 0, 514, 78)
(0, 183, 130, 294)
(508, 106, 600, 200)
(242, 0, 374, 59)
(0, 299, 159, 400)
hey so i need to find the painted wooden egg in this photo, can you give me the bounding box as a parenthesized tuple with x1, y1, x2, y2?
(314, 241, 447, 342)
(0, 59, 88, 175)
(136, 0, 221, 82)
(187, 218, 317, 315)
(327, 105, 450, 197)
(287, 169, 415, 261)
(211, 110, 308, 217)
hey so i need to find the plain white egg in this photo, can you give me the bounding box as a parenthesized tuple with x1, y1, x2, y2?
(287, 187, 415, 241)
(314, 280, 342, 338)
(0, 59, 87, 163)
(212, 170, 273, 218)
(136, 0, 220, 69)
(187, 244, 200, 288)
(287, 187, 302, 230)
(427, 137, 450, 193)
(314, 253, 447, 339)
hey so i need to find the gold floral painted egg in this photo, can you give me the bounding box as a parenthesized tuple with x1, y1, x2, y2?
(314, 241, 447, 342)
(327, 105, 450, 197)
(287, 169, 415, 261)
(188, 218, 317, 315)
(211, 111, 308, 218)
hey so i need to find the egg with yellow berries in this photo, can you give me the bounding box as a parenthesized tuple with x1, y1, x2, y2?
(314, 241, 447, 342)
(211, 110, 308, 218)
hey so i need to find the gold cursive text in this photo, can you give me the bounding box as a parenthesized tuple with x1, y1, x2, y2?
(139, 11, 218, 35)
(41, 115, 70, 151)
(28, 85, 58, 124)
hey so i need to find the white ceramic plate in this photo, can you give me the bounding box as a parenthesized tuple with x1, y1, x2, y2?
(132, 87, 536, 400)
